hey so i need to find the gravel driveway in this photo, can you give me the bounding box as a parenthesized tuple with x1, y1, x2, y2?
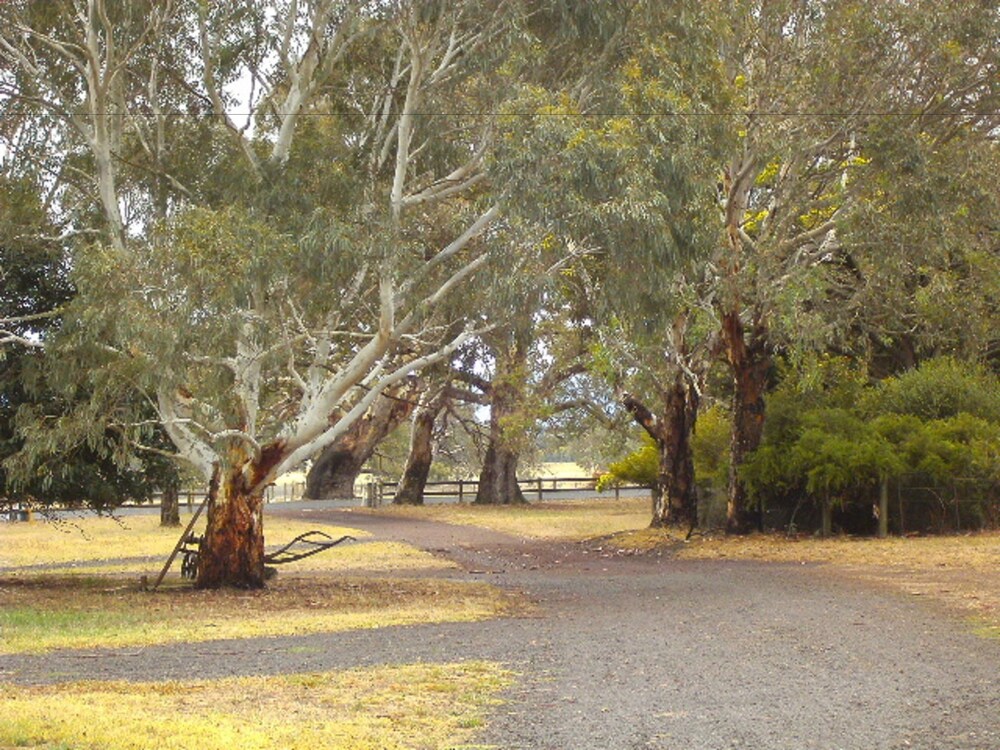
(3, 506, 998, 750)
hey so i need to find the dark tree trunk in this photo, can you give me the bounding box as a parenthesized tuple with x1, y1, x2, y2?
(820, 495, 833, 538)
(623, 375, 699, 530)
(475, 440, 526, 505)
(474, 336, 528, 505)
(196, 463, 266, 590)
(159, 474, 180, 527)
(653, 374, 699, 529)
(305, 444, 366, 499)
(721, 311, 770, 534)
(305, 391, 416, 499)
(394, 394, 445, 505)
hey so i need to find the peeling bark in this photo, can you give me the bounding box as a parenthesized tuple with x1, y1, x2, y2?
(196, 464, 266, 590)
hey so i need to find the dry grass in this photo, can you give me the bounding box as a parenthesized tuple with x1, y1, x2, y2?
(0, 508, 513, 655)
(31, 541, 456, 578)
(378, 497, 651, 541)
(0, 512, 368, 568)
(0, 661, 512, 750)
(0, 575, 516, 655)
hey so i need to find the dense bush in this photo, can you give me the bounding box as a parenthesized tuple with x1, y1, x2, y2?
(742, 357, 1000, 534)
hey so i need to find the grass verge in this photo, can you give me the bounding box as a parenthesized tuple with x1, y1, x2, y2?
(0, 576, 516, 655)
(0, 661, 512, 750)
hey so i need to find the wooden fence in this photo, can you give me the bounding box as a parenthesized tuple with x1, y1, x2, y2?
(141, 482, 308, 509)
(376, 476, 642, 504)
(126, 477, 641, 509)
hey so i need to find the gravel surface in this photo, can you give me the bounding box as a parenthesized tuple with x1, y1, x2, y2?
(3, 505, 998, 750)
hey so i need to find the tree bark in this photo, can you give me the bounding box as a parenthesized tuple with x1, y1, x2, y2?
(305, 391, 416, 499)
(820, 495, 833, 538)
(721, 311, 770, 534)
(159, 474, 180, 527)
(195, 463, 266, 590)
(474, 335, 528, 505)
(475, 439, 527, 505)
(623, 376, 699, 530)
(394, 392, 445, 505)
(655, 375, 699, 529)
(305, 442, 367, 499)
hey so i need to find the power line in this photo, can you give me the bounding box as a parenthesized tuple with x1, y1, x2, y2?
(0, 110, 995, 118)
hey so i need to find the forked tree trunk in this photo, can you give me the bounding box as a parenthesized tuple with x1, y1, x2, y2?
(474, 338, 528, 505)
(305, 391, 416, 499)
(196, 460, 266, 590)
(394, 393, 445, 505)
(159, 474, 181, 527)
(623, 374, 699, 530)
(721, 311, 770, 534)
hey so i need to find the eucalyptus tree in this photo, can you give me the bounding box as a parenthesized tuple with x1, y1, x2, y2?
(392, 374, 450, 505)
(702, 0, 1000, 531)
(0, 173, 185, 514)
(491, 0, 733, 526)
(1, 0, 518, 588)
(464, 321, 591, 506)
(303, 384, 418, 500)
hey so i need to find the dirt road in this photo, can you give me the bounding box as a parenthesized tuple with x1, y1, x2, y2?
(3, 507, 998, 749)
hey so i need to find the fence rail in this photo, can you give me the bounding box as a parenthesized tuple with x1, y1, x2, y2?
(376, 476, 644, 504)
(139, 481, 308, 509)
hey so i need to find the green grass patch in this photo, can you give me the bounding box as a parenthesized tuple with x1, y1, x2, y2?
(972, 623, 1000, 640)
(0, 662, 513, 750)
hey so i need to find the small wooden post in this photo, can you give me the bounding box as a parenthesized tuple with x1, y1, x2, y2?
(615, 485, 620, 501)
(536, 478, 543, 502)
(458, 479, 464, 503)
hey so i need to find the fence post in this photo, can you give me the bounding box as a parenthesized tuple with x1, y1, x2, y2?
(536, 478, 543, 502)
(615, 485, 620, 502)
(363, 481, 378, 508)
(458, 479, 464, 503)
(186, 490, 193, 509)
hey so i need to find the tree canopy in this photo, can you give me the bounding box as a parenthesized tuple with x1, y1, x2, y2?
(1, 0, 998, 581)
